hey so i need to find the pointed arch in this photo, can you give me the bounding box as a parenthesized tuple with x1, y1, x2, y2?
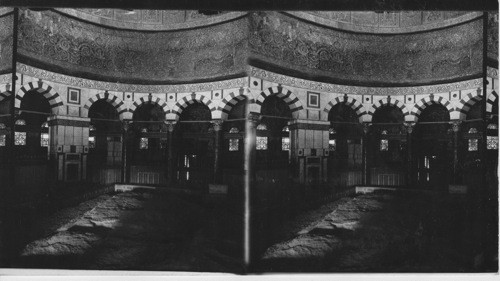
(369, 97, 410, 117)
(456, 89, 483, 120)
(411, 94, 453, 122)
(323, 95, 366, 122)
(487, 90, 498, 114)
(168, 93, 216, 121)
(129, 94, 169, 116)
(83, 91, 128, 119)
(252, 86, 304, 117)
(219, 88, 248, 120)
(16, 81, 64, 114)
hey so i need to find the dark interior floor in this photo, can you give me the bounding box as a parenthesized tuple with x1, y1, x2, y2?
(1, 187, 497, 273)
(2, 189, 244, 273)
(253, 190, 498, 273)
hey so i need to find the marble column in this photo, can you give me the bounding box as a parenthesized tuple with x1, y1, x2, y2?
(404, 122, 415, 187)
(211, 120, 223, 184)
(244, 112, 259, 265)
(451, 121, 462, 184)
(121, 120, 130, 184)
(166, 121, 176, 184)
(362, 123, 371, 186)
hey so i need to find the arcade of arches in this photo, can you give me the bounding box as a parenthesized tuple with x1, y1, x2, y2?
(0, 9, 496, 205)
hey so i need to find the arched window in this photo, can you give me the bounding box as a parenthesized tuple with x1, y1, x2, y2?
(487, 123, 498, 150)
(40, 122, 49, 147)
(281, 126, 290, 151)
(380, 130, 388, 151)
(14, 119, 26, 146)
(88, 124, 96, 149)
(0, 123, 5, 146)
(329, 128, 336, 151)
(468, 128, 479, 151)
(229, 127, 239, 151)
(139, 128, 148, 149)
(256, 123, 268, 150)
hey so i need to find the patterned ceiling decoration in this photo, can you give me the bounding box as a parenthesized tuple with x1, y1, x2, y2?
(17, 9, 248, 84)
(287, 11, 481, 34)
(13, 9, 488, 87)
(56, 9, 247, 31)
(249, 11, 483, 87)
(0, 13, 13, 74)
(487, 12, 499, 63)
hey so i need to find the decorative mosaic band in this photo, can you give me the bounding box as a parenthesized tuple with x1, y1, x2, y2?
(17, 63, 248, 93)
(250, 67, 483, 96)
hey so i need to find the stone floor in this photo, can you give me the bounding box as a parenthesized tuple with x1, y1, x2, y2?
(4, 189, 496, 273)
(11, 189, 244, 272)
(255, 191, 491, 272)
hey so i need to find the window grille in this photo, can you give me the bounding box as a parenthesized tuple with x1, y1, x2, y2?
(329, 139, 336, 151)
(380, 130, 388, 151)
(41, 133, 49, 147)
(468, 127, 479, 151)
(88, 136, 96, 148)
(282, 137, 290, 151)
(256, 136, 268, 150)
(487, 136, 498, 150)
(229, 139, 239, 151)
(14, 132, 26, 146)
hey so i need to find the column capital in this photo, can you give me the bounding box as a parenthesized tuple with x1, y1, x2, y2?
(211, 119, 224, 131)
(164, 121, 176, 132)
(247, 113, 261, 124)
(403, 122, 416, 134)
(122, 119, 132, 132)
(450, 120, 462, 133)
(362, 122, 372, 134)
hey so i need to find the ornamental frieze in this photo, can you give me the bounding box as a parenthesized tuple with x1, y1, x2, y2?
(250, 67, 482, 96)
(17, 63, 247, 93)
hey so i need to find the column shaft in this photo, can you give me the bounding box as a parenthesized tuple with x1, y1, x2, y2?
(121, 121, 129, 184)
(212, 120, 223, 183)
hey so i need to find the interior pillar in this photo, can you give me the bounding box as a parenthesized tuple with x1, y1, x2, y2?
(362, 123, 371, 186)
(212, 120, 223, 183)
(47, 115, 90, 182)
(121, 120, 130, 184)
(451, 120, 462, 184)
(404, 122, 415, 187)
(244, 112, 259, 266)
(288, 119, 329, 186)
(166, 121, 176, 184)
